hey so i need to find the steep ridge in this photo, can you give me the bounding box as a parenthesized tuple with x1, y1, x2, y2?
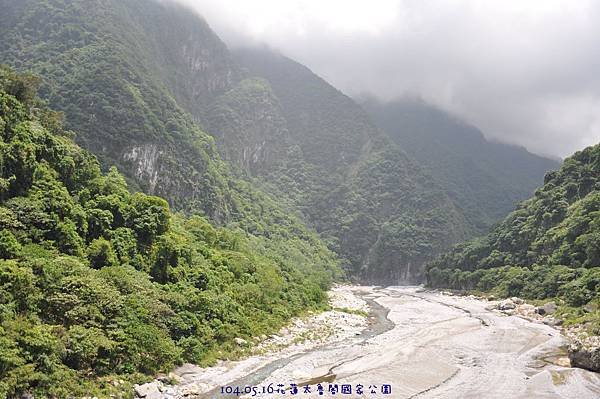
(361, 98, 560, 232)
(426, 143, 600, 327)
(232, 46, 470, 283)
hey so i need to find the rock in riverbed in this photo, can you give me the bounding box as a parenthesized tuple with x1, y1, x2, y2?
(510, 297, 524, 305)
(535, 301, 557, 315)
(497, 299, 516, 310)
(134, 381, 162, 398)
(569, 343, 600, 372)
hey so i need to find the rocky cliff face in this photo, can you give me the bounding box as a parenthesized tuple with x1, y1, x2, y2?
(133, 1, 243, 123)
(206, 78, 291, 175)
(234, 47, 373, 173)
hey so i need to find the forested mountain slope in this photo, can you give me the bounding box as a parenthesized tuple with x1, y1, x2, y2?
(427, 143, 600, 316)
(232, 47, 471, 283)
(0, 66, 340, 397)
(0, 0, 244, 219)
(0, 0, 471, 283)
(361, 98, 559, 232)
(0, 0, 340, 273)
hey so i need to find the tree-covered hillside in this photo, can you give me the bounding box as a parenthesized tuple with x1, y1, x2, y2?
(361, 98, 559, 233)
(0, 0, 339, 274)
(0, 0, 246, 220)
(0, 66, 340, 397)
(426, 144, 600, 326)
(233, 47, 470, 283)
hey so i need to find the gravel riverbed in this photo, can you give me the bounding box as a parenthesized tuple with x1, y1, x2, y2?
(135, 286, 600, 399)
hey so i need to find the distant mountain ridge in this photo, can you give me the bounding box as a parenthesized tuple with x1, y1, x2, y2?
(361, 98, 560, 233)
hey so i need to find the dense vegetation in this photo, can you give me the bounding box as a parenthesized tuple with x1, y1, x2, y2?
(0, 0, 245, 220)
(426, 144, 600, 328)
(233, 47, 470, 283)
(0, 66, 340, 397)
(361, 98, 558, 233)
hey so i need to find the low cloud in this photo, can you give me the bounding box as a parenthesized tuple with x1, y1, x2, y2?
(176, 0, 600, 158)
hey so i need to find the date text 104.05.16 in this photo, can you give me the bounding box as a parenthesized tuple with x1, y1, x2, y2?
(220, 383, 393, 396)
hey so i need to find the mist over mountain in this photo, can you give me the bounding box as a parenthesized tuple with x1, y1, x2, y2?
(175, 0, 600, 159)
(361, 97, 560, 232)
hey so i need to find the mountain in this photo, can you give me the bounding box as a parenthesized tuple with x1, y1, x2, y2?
(0, 0, 472, 283)
(426, 143, 600, 325)
(361, 98, 560, 232)
(0, 0, 344, 274)
(230, 47, 471, 283)
(0, 0, 245, 220)
(0, 65, 340, 396)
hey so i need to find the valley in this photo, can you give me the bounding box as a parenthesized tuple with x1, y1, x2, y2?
(0, 0, 598, 397)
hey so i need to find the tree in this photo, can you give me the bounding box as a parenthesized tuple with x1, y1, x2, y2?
(86, 238, 117, 269)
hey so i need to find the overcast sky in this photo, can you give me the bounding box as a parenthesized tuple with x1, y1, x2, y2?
(176, 0, 600, 158)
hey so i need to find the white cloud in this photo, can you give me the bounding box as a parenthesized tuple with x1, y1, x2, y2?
(177, 0, 600, 157)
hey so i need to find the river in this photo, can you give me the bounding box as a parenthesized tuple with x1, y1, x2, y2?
(159, 286, 600, 399)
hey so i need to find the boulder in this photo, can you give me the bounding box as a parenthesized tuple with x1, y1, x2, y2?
(497, 299, 516, 311)
(583, 303, 597, 313)
(536, 302, 557, 315)
(234, 337, 248, 346)
(536, 306, 548, 315)
(157, 372, 182, 384)
(569, 343, 600, 372)
(518, 304, 536, 316)
(543, 317, 563, 327)
(134, 381, 161, 398)
(179, 382, 210, 396)
(510, 297, 524, 305)
(543, 302, 557, 315)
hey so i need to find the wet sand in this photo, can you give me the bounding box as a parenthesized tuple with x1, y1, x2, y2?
(162, 286, 600, 398)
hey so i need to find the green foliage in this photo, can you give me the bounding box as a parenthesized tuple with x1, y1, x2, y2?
(0, 67, 340, 397)
(0, 230, 21, 259)
(361, 98, 558, 233)
(427, 144, 600, 308)
(86, 238, 117, 269)
(234, 48, 470, 283)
